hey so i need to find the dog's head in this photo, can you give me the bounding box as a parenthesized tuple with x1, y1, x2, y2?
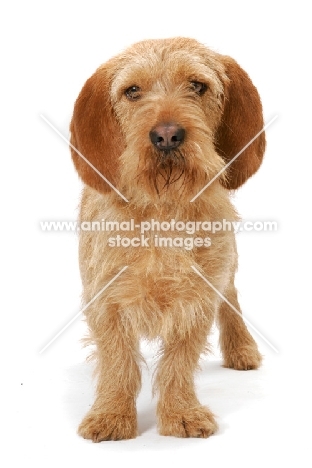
(70, 38, 265, 202)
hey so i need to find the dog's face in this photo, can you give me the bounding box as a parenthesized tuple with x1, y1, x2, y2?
(111, 38, 227, 200)
(70, 38, 265, 203)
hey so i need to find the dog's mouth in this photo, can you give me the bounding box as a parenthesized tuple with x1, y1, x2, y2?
(153, 149, 187, 194)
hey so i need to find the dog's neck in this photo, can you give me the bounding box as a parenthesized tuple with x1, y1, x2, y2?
(106, 181, 237, 223)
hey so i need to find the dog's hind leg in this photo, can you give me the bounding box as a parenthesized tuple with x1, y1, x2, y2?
(217, 280, 262, 370)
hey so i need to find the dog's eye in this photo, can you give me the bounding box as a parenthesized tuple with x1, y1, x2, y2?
(125, 86, 142, 101)
(190, 81, 207, 96)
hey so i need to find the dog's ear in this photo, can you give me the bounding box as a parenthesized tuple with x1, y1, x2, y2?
(215, 56, 266, 190)
(70, 63, 124, 194)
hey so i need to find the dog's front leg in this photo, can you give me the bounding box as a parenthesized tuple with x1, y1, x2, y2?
(78, 307, 141, 442)
(155, 327, 218, 438)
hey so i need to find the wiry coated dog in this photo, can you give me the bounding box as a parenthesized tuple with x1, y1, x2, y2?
(70, 37, 265, 441)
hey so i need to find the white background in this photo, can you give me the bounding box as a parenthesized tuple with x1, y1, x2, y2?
(1, 1, 311, 466)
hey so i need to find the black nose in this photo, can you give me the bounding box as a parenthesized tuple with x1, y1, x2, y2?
(149, 122, 185, 150)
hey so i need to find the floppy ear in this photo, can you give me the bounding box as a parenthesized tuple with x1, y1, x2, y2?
(214, 56, 266, 190)
(70, 63, 124, 194)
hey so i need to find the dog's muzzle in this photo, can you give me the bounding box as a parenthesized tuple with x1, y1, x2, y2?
(149, 122, 185, 151)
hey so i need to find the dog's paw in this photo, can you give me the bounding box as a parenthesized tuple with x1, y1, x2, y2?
(78, 411, 137, 442)
(159, 406, 218, 438)
(223, 346, 262, 370)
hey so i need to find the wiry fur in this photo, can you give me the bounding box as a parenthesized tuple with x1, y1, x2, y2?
(70, 37, 264, 441)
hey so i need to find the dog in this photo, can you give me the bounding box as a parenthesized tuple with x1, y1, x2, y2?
(70, 37, 265, 441)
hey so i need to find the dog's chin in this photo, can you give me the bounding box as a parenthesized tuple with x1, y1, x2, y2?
(119, 141, 225, 205)
(152, 149, 187, 194)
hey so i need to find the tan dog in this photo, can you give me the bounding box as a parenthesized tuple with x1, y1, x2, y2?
(70, 37, 264, 441)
